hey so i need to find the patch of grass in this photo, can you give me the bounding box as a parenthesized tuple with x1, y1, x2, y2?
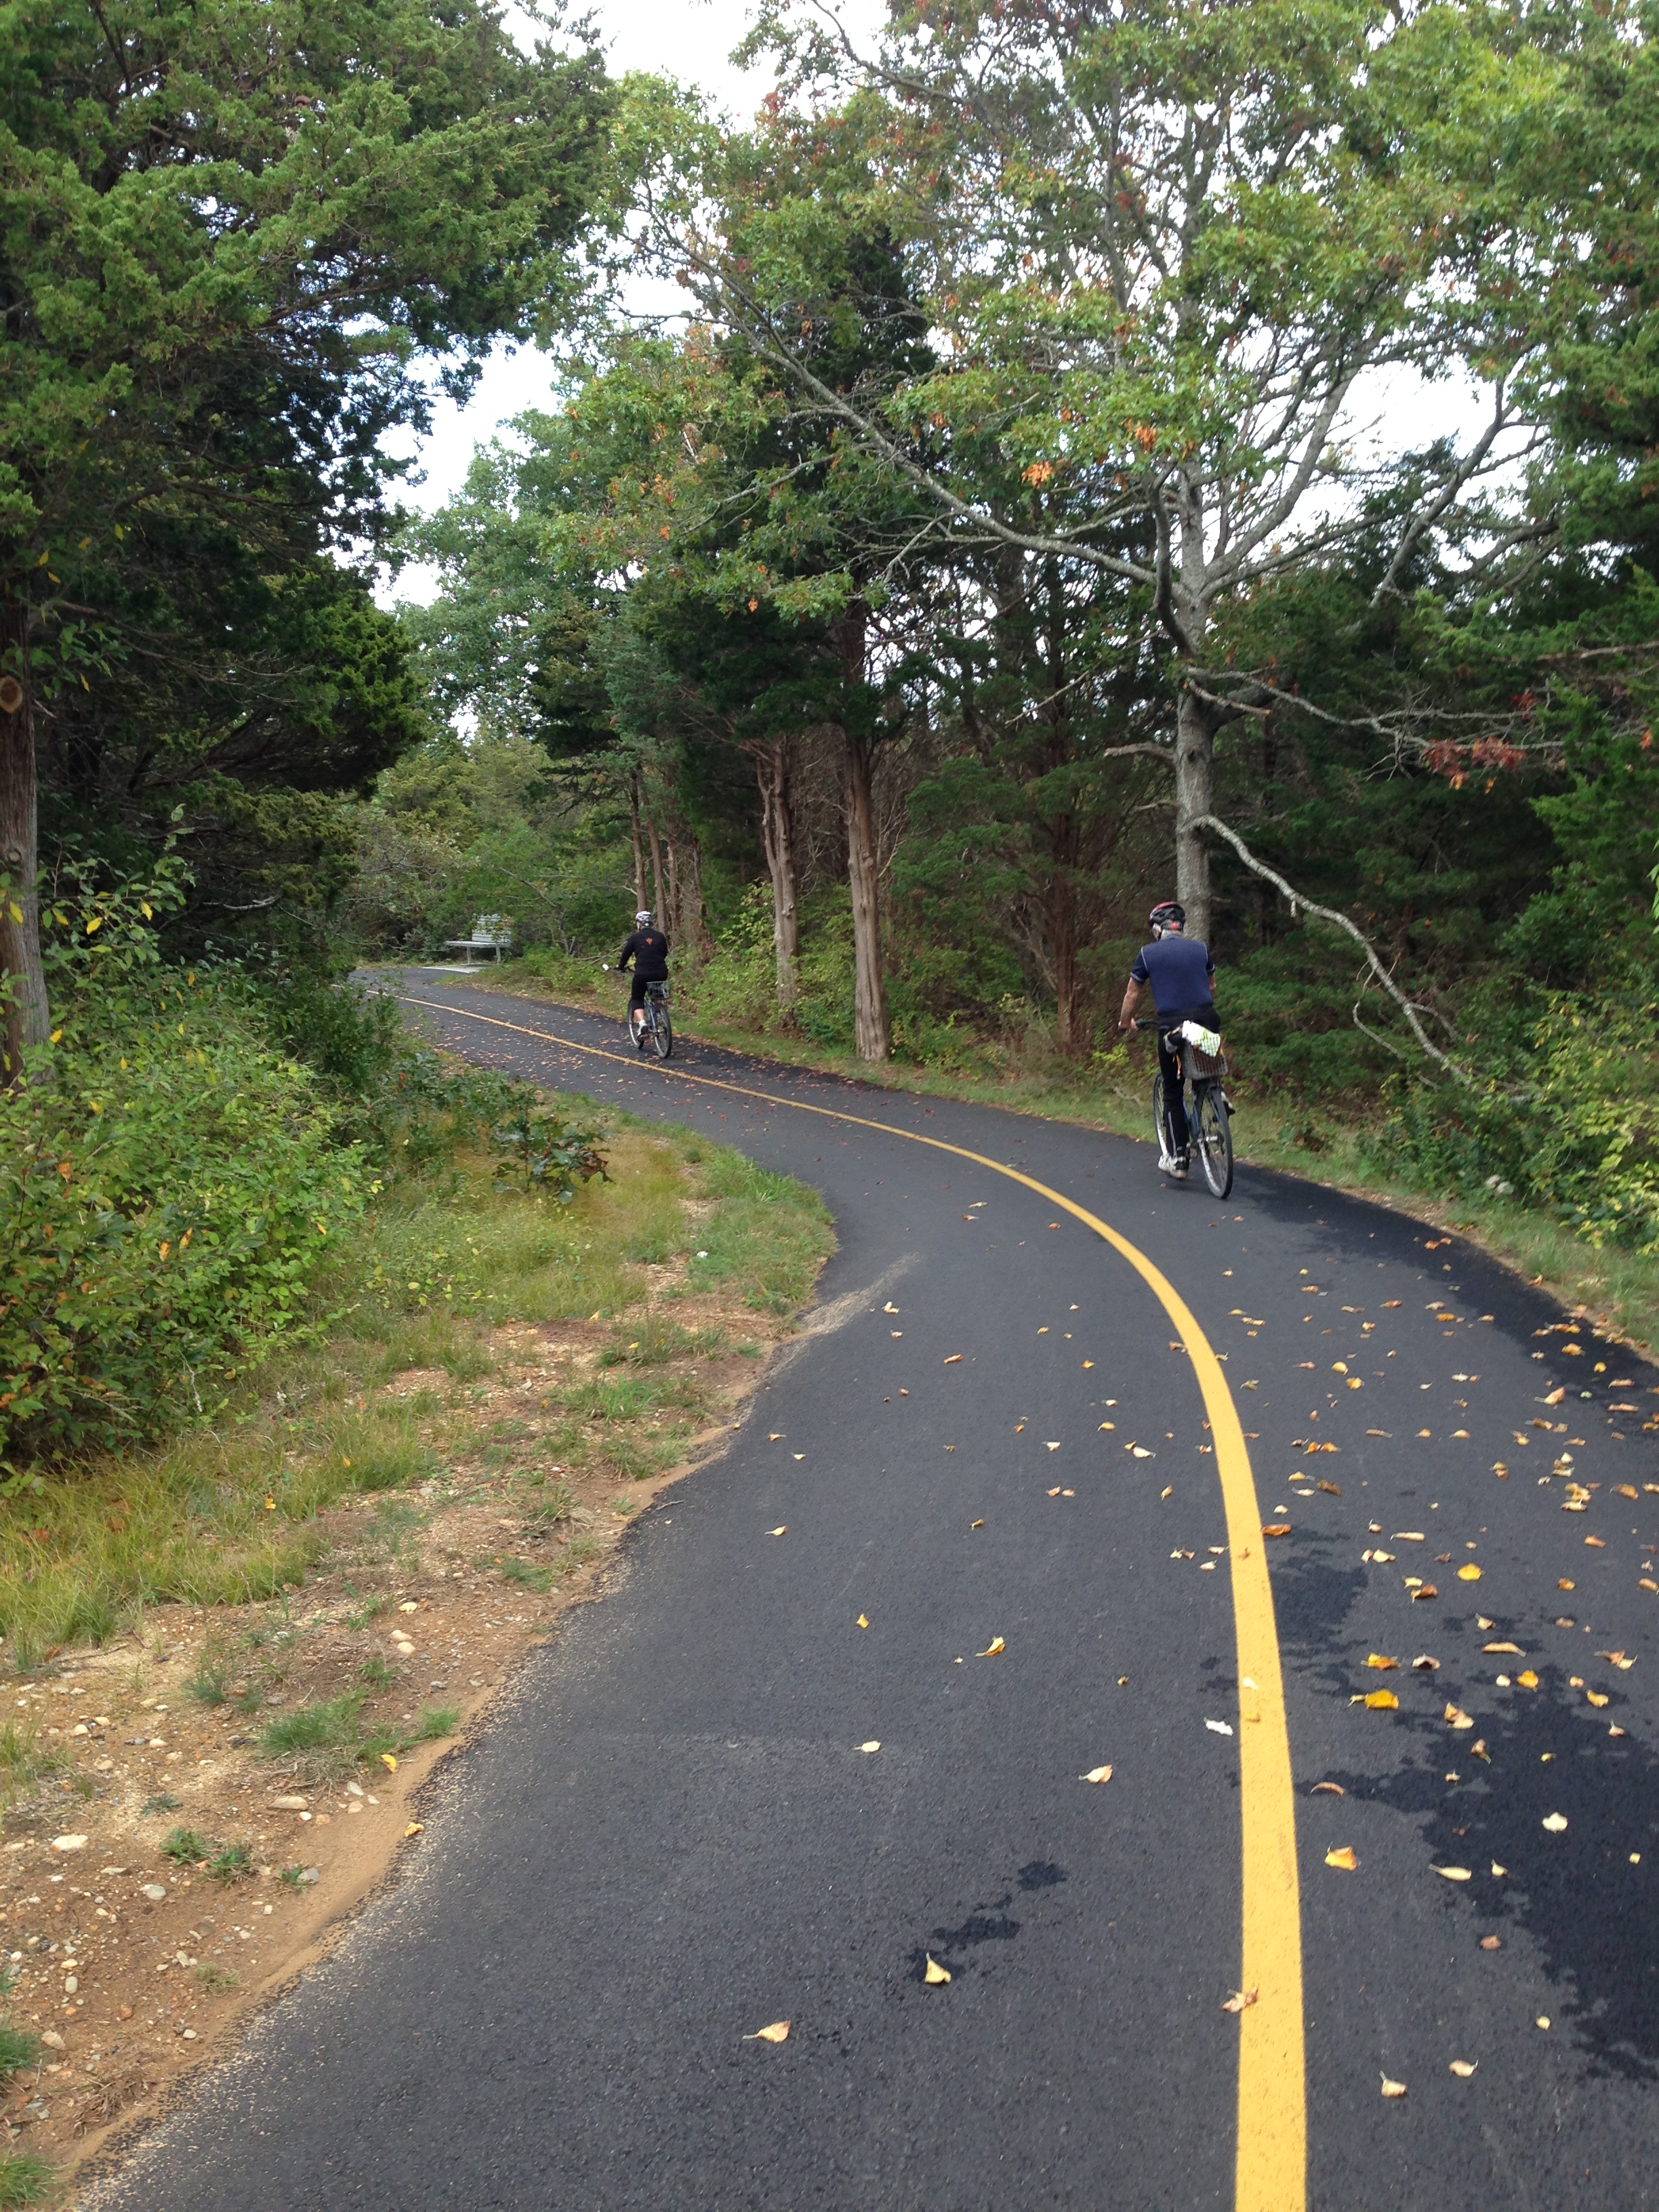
(206, 1841, 253, 1885)
(355, 1705, 459, 1767)
(359, 1656, 392, 1687)
(194, 1962, 240, 1992)
(0, 1721, 63, 1805)
(0, 2153, 52, 2208)
(160, 1826, 213, 1865)
(140, 1793, 181, 1818)
(188, 1655, 229, 1706)
(277, 1865, 308, 1889)
(497, 1557, 554, 1593)
(523, 1481, 573, 1525)
(559, 1535, 603, 1570)
(0, 2024, 39, 2076)
(257, 1692, 365, 1760)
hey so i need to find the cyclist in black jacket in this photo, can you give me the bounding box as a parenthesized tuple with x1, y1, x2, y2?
(615, 909, 670, 1044)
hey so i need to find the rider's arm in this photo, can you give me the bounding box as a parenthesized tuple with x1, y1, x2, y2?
(617, 935, 635, 972)
(1118, 976, 1143, 1033)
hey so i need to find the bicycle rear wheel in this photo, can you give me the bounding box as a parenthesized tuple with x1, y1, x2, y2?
(1193, 1082, 1233, 1199)
(652, 1004, 673, 1059)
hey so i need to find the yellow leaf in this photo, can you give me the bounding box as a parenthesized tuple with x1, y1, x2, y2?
(977, 1636, 1006, 1656)
(1558, 1578, 1576, 1591)
(1586, 1689, 1609, 1707)
(1366, 1654, 1399, 1671)
(85, 914, 102, 933)
(1449, 2060, 1477, 2078)
(404, 1822, 424, 1837)
(1325, 1845, 1359, 1870)
(856, 1614, 868, 1629)
(1311, 1781, 1345, 1795)
(1457, 1564, 1481, 1581)
(1364, 1689, 1399, 1710)
(1517, 1670, 1539, 1689)
(381, 1753, 397, 1773)
(970, 1519, 983, 1529)
(1433, 1866, 1472, 1881)
(1080, 1765, 1113, 1784)
(1380, 2076, 1408, 2099)
(1443, 1704, 1474, 1729)
(943, 1353, 963, 1364)
(1220, 1987, 1258, 2013)
(1542, 1813, 1568, 1832)
(1482, 1641, 1523, 1654)
(858, 1741, 880, 1753)
(924, 1955, 951, 1985)
(1263, 1522, 1292, 1538)
(743, 2020, 790, 2043)
(769, 1526, 787, 1536)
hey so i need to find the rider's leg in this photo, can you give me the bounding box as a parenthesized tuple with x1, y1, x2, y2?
(1157, 1029, 1189, 1166)
(629, 976, 648, 1040)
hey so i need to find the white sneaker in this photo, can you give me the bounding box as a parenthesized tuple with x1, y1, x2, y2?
(1170, 1153, 1189, 1181)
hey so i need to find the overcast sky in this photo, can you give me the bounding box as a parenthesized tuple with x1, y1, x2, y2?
(384, 0, 884, 586)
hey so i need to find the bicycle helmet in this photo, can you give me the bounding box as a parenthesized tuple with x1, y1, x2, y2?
(1147, 900, 1185, 937)
(635, 909, 653, 926)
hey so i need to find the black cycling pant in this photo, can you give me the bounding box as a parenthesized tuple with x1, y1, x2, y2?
(1157, 1025, 1189, 1153)
(628, 973, 665, 1012)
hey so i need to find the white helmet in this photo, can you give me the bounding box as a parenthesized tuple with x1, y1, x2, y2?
(635, 909, 653, 926)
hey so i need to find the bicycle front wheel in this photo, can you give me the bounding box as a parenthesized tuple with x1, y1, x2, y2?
(1151, 1070, 1171, 1160)
(652, 1006, 673, 1059)
(1193, 1082, 1233, 1199)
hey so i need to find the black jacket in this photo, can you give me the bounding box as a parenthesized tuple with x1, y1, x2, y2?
(618, 927, 670, 980)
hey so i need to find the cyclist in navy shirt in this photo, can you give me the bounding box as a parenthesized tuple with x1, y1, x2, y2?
(1118, 901, 1217, 1179)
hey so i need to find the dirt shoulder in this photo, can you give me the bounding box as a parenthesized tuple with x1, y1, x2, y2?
(0, 1164, 827, 2200)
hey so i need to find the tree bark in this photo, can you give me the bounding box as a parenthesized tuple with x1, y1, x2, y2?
(665, 832, 680, 943)
(627, 771, 645, 912)
(646, 812, 666, 926)
(1174, 682, 1216, 950)
(669, 826, 712, 964)
(829, 605, 889, 1063)
(749, 736, 800, 1006)
(0, 596, 48, 1084)
(842, 722, 888, 1062)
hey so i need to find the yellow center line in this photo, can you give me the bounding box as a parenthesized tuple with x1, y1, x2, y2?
(398, 988, 1306, 2212)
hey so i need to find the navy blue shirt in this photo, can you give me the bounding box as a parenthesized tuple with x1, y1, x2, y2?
(1130, 934, 1215, 1021)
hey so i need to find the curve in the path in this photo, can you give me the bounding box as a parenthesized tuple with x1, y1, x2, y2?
(91, 974, 1659, 2212)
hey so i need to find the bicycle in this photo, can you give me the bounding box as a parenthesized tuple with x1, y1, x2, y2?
(632, 978, 673, 1061)
(1134, 1017, 1233, 1198)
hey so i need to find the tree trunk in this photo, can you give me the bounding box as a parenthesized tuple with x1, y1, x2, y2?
(830, 605, 889, 1063)
(670, 827, 712, 965)
(665, 833, 679, 944)
(627, 772, 645, 912)
(750, 737, 800, 1006)
(842, 723, 888, 1062)
(1051, 893, 1082, 1057)
(1174, 682, 1215, 950)
(647, 812, 666, 925)
(0, 596, 47, 1084)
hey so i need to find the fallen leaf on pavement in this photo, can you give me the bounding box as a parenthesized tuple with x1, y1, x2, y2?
(1311, 1781, 1345, 1795)
(1263, 1523, 1292, 1538)
(1364, 1690, 1400, 1710)
(769, 1526, 787, 1536)
(1434, 1866, 1473, 1881)
(883, 1303, 899, 1313)
(1317, 1479, 1342, 1495)
(1480, 1935, 1501, 1950)
(1544, 1387, 1565, 1404)
(1599, 1650, 1635, 1668)
(1457, 1565, 1482, 1581)
(1558, 1578, 1576, 1590)
(1542, 1813, 1568, 1832)
(1483, 1642, 1523, 1654)
(1081, 1765, 1114, 1784)
(1131, 1446, 1153, 1458)
(1325, 1846, 1359, 1870)
(1445, 1704, 1474, 1729)
(1380, 2076, 1408, 2099)
(1412, 1654, 1440, 1671)
(1449, 2060, 1478, 2078)
(1587, 1689, 1610, 1706)
(943, 1354, 963, 1365)
(970, 1518, 984, 1529)
(857, 1614, 869, 1629)
(404, 1821, 424, 1837)
(1048, 1486, 1062, 1497)
(1517, 1670, 1540, 1689)
(1221, 1988, 1258, 2013)
(1046, 1441, 1061, 1451)
(977, 1637, 1006, 1656)
(1471, 1740, 1490, 1761)
(1413, 1586, 1439, 1601)
(1367, 1654, 1400, 1671)
(744, 2021, 791, 2043)
(1476, 1615, 1495, 1630)
(924, 1956, 951, 1986)
(859, 1742, 881, 1753)
(1492, 1862, 1507, 1877)
(1206, 1719, 1235, 1736)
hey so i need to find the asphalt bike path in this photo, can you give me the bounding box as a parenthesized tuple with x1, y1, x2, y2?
(96, 972, 1659, 2212)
